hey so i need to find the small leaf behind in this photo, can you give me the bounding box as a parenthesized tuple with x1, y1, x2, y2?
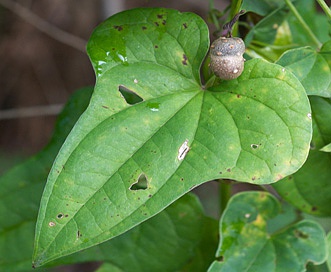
(208, 192, 327, 272)
(276, 44, 331, 98)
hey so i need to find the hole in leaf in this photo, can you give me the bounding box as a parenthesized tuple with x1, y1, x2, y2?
(119, 85, 143, 105)
(251, 144, 260, 149)
(56, 213, 64, 219)
(129, 173, 148, 190)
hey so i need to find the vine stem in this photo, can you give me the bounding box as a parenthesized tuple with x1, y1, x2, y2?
(284, 0, 322, 48)
(316, 0, 331, 20)
(219, 180, 232, 213)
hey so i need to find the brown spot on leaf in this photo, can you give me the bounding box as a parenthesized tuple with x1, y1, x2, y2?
(154, 22, 159, 27)
(311, 206, 318, 212)
(142, 26, 147, 30)
(183, 23, 188, 29)
(294, 229, 309, 239)
(182, 54, 188, 65)
(114, 25, 123, 31)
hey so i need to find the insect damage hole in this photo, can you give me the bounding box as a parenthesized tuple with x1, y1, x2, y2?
(178, 139, 190, 160)
(118, 85, 143, 105)
(129, 173, 148, 190)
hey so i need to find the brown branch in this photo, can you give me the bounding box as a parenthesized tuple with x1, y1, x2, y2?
(0, 0, 87, 52)
(0, 104, 64, 120)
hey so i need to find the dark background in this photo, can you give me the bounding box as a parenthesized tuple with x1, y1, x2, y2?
(0, 0, 227, 168)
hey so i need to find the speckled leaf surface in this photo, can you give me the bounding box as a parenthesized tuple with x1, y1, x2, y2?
(208, 192, 327, 272)
(0, 87, 217, 271)
(276, 42, 331, 97)
(33, 8, 312, 266)
(273, 97, 331, 216)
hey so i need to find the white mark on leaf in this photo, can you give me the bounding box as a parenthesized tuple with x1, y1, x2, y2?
(178, 139, 190, 161)
(307, 113, 312, 120)
(48, 221, 56, 227)
(134, 79, 138, 84)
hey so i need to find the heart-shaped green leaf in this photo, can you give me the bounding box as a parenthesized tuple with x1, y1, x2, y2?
(33, 8, 312, 266)
(208, 192, 327, 272)
(0, 87, 217, 271)
(273, 96, 331, 216)
(276, 43, 331, 98)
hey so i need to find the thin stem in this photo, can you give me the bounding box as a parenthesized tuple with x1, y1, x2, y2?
(219, 180, 232, 213)
(284, 0, 322, 48)
(316, 0, 331, 20)
(0, 0, 87, 52)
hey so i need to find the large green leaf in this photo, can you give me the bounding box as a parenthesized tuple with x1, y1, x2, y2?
(273, 97, 331, 216)
(33, 8, 312, 266)
(276, 42, 331, 98)
(208, 191, 327, 271)
(0, 87, 217, 271)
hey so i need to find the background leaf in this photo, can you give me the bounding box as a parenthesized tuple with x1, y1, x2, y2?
(244, 6, 289, 46)
(327, 232, 331, 271)
(241, 0, 283, 16)
(320, 143, 331, 152)
(208, 191, 327, 272)
(33, 8, 312, 265)
(288, 0, 331, 46)
(276, 43, 331, 98)
(273, 97, 331, 216)
(0, 87, 93, 271)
